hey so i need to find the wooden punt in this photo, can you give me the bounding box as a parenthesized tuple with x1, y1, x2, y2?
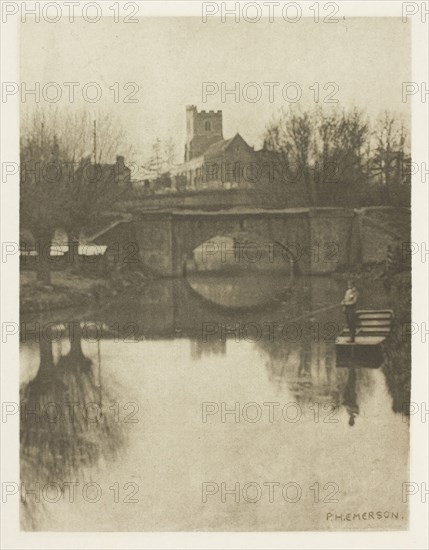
(335, 309, 394, 368)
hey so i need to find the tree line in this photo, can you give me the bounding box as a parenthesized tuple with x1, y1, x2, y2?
(20, 108, 132, 283)
(259, 107, 410, 207)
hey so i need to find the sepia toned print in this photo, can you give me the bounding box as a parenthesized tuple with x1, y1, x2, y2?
(15, 12, 415, 533)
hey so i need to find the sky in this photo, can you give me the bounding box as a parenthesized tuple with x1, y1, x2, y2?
(20, 17, 411, 167)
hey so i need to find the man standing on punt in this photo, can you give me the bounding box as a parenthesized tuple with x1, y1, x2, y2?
(341, 280, 359, 343)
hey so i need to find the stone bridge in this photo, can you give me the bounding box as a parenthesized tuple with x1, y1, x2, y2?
(93, 207, 366, 277)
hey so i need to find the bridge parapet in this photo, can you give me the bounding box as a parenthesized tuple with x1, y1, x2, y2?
(118, 188, 304, 213)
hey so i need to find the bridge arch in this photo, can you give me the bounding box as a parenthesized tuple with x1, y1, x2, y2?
(171, 213, 309, 276)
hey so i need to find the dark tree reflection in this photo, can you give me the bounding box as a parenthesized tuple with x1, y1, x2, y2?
(262, 336, 349, 407)
(20, 323, 124, 530)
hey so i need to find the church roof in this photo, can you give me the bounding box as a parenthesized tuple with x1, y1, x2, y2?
(204, 133, 252, 158)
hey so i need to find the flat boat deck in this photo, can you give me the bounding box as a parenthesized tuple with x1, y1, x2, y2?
(335, 310, 393, 368)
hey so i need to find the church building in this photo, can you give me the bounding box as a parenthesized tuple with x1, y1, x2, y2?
(170, 105, 262, 191)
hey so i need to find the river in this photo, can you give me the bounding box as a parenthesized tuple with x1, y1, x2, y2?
(19, 273, 410, 531)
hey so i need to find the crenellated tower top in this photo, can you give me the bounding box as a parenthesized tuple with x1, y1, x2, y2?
(185, 106, 223, 161)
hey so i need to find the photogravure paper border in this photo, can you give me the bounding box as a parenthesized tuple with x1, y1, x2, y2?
(1, 1, 427, 548)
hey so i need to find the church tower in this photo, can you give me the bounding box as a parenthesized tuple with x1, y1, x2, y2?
(184, 105, 223, 162)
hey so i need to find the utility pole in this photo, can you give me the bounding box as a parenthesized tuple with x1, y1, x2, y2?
(40, 122, 45, 161)
(93, 119, 97, 164)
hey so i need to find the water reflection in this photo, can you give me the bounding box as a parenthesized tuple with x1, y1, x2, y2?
(263, 339, 348, 405)
(20, 325, 124, 529)
(343, 368, 359, 426)
(191, 337, 226, 360)
(20, 274, 410, 530)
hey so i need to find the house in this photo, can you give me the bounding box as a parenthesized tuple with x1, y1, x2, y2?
(76, 155, 131, 189)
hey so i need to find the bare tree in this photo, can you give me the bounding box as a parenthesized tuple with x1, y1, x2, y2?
(21, 107, 133, 164)
(261, 107, 313, 205)
(262, 106, 409, 207)
(142, 137, 176, 179)
(20, 108, 132, 283)
(163, 136, 177, 169)
(371, 111, 409, 204)
(314, 108, 368, 205)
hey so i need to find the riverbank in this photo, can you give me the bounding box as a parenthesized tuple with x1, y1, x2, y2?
(20, 271, 113, 314)
(332, 263, 410, 286)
